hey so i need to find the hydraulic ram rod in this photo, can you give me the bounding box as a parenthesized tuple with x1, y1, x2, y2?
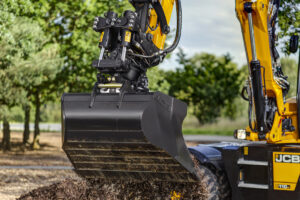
(247, 12, 257, 61)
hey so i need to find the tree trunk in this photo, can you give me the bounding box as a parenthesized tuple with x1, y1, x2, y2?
(2, 117, 11, 151)
(32, 93, 40, 150)
(23, 105, 31, 145)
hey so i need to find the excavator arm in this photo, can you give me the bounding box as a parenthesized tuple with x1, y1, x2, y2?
(235, 0, 300, 144)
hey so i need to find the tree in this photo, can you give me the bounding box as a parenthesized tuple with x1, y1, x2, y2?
(13, 43, 62, 148)
(278, 0, 300, 53)
(27, 0, 131, 93)
(10, 20, 61, 147)
(24, 1, 130, 147)
(1, 0, 129, 148)
(0, 1, 33, 150)
(1, 0, 31, 147)
(281, 57, 298, 98)
(0, 1, 62, 149)
(147, 67, 170, 94)
(166, 51, 242, 124)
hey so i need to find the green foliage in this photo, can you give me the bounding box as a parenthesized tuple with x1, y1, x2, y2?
(26, 0, 131, 93)
(183, 129, 234, 136)
(0, 19, 32, 108)
(40, 103, 61, 123)
(147, 67, 170, 94)
(0, 0, 34, 28)
(167, 49, 242, 124)
(281, 57, 298, 98)
(225, 64, 249, 119)
(278, 0, 300, 53)
(2, 18, 62, 93)
(0, 3, 62, 123)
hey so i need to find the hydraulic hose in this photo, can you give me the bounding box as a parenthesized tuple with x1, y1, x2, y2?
(130, 0, 182, 59)
(163, 0, 182, 54)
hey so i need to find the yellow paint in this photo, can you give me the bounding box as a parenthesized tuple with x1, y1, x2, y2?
(99, 32, 104, 42)
(124, 31, 132, 43)
(273, 152, 300, 191)
(148, 0, 175, 49)
(239, 170, 243, 180)
(170, 191, 182, 200)
(244, 147, 249, 155)
(236, 0, 300, 144)
(98, 83, 122, 88)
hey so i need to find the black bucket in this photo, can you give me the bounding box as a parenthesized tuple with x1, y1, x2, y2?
(62, 92, 199, 182)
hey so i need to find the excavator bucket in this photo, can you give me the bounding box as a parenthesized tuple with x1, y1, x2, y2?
(62, 92, 199, 182)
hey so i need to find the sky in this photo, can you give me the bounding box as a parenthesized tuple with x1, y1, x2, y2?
(160, 0, 297, 70)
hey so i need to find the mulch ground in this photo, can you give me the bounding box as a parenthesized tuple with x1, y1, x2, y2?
(1, 132, 207, 200)
(17, 179, 207, 200)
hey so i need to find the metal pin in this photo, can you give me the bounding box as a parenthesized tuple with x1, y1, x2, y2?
(121, 46, 127, 62)
(98, 48, 105, 67)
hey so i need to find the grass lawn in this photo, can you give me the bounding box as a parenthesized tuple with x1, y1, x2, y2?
(183, 129, 234, 136)
(182, 116, 248, 136)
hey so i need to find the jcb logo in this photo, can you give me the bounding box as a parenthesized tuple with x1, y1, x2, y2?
(275, 154, 300, 163)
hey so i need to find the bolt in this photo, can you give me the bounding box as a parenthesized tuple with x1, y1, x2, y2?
(164, 25, 170, 34)
(146, 33, 153, 41)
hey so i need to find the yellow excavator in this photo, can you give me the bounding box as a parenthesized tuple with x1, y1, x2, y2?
(61, 0, 299, 199)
